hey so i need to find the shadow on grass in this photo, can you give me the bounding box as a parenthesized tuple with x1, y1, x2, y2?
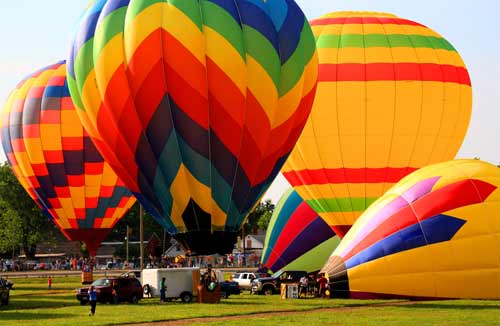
(0, 312, 74, 320)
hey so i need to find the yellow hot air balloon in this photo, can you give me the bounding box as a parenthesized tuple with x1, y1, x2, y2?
(282, 12, 472, 237)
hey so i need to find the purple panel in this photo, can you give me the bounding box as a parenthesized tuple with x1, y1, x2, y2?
(271, 217, 335, 272)
(340, 177, 440, 257)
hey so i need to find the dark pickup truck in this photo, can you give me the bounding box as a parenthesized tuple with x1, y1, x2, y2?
(251, 270, 307, 295)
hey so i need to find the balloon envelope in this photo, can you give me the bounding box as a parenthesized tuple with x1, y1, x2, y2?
(261, 189, 340, 273)
(1, 61, 136, 256)
(322, 160, 500, 299)
(282, 11, 472, 237)
(67, 0, 318, 254)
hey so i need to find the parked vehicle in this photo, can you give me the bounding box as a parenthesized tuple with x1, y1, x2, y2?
(0, 278, 13, 306)
(120, 270, 141, 279)
(219, 280, 241, 298)
(76, 277, 143, 305)
(141, 268, 201, 303)
(232, 272, 268, 290)
(251, 270, 308, 295)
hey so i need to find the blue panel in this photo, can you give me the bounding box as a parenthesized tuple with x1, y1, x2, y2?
(346, 214, 466, 269)
(101, 0, 130, 19)
(277, 0, 305, 64)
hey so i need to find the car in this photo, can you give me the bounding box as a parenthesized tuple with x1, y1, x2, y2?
(232, 272, 268, 290)
(120, 270, 141, 279)
(76, 277, 143, 305)
(251, 270, 308, 295)
(219, 280, 241, 298)
(0, 278, 13, 306)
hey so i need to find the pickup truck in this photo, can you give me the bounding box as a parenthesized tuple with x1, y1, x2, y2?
(251, 270, 307, 295)
(232, 272, 268, 290)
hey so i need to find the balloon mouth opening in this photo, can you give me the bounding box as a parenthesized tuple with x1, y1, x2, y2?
(323, 255, 350, 298)
(173, 231, 240, 256)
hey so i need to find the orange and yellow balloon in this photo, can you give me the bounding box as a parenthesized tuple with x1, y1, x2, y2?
(282, 12, 472, 237)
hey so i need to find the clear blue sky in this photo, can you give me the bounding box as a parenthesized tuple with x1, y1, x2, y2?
(0, 1, 498, 203)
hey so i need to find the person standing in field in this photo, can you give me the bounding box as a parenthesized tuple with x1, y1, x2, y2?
(88, 285, 97, 316)
(317, 273, 328, 298)
(160, 277, 167, 303)
(47, 276, 52, 290)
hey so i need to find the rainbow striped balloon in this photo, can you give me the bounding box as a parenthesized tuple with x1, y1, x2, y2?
(282, 12, 472, 238)
(1, 62, 136, 256)
(67, 0, 318, 254)
(322, 160, 500, 300)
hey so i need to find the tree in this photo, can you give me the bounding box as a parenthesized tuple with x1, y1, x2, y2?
(106, 202, 168, 242)
(0, 163, 58, 258)
(243, 199, 275, 234)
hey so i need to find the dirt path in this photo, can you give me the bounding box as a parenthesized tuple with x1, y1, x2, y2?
(127, 301, 416, 326)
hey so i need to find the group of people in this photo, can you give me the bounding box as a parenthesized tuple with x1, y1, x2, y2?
(299, 273, 329, 298)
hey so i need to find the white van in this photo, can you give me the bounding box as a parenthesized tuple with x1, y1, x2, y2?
(141, 268, 201, 303)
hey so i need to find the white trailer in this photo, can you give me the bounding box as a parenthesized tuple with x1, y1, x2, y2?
(141, 268, 201, 303)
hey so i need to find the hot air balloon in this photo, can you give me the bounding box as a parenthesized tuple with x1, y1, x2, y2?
(1, 61, 136, 256)
(67, 0, 318, 255)
(321, 159, 500, 300)
(282, 11, 473, 238)
(261, 189, 340, 273)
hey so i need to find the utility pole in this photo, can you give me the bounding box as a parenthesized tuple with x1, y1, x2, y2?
(242, 227, 246, 267)
(125, 225, 129, 265)
(140, 204, 144, 270)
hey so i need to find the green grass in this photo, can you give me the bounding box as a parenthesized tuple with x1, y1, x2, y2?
(1, 277, 499, 326)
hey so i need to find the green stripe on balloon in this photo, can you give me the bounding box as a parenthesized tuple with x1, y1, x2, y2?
(307, 197, 378, 213)
(74, 40, 95, 93)
(171, 0, 203, 32)
(202, 1, 246, 61)
(316, 34, 456, 51)
(279, 21, 316, 96)
(244, 26, 281, 89)
(93, 6, 127, 57)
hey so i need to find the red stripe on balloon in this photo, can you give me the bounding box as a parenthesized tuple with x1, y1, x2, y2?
(162, 30, 209, 130)
(265, 201, 320, 268)
(98, 64, 143, 193)
(311, 17, 425, 27)
(318, 63, 471, 86)
(343, 179, 497, 261)
(283, 167, 419, 186)
(252, 85, 317, 185)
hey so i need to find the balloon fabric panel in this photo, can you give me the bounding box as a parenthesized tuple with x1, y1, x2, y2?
(282, 12, 472, 237)
(67, 0, 318, 254)
(1, 62, 136, 256)
(261, 189, 339, 273)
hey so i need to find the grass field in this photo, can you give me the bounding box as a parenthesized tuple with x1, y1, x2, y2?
(0, 277, 499, 325)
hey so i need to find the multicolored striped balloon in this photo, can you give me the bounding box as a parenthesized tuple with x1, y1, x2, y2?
(322, 159, 500, 300)
(261, 189, 339, 273)
(1, 62, 136, 256)
(282, 11, 472, 238)
(67, 0, 318, 254)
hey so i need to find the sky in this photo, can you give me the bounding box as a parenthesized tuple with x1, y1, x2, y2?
(0, 0, 498, 204)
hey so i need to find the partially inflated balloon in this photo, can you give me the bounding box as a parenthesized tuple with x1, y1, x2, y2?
(261, 189, 339, 273)
(282, 12, 472, 237)
(67, 0, 318, 254)
(322, 160, 500, 299)
(1, 62, 136, 256)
